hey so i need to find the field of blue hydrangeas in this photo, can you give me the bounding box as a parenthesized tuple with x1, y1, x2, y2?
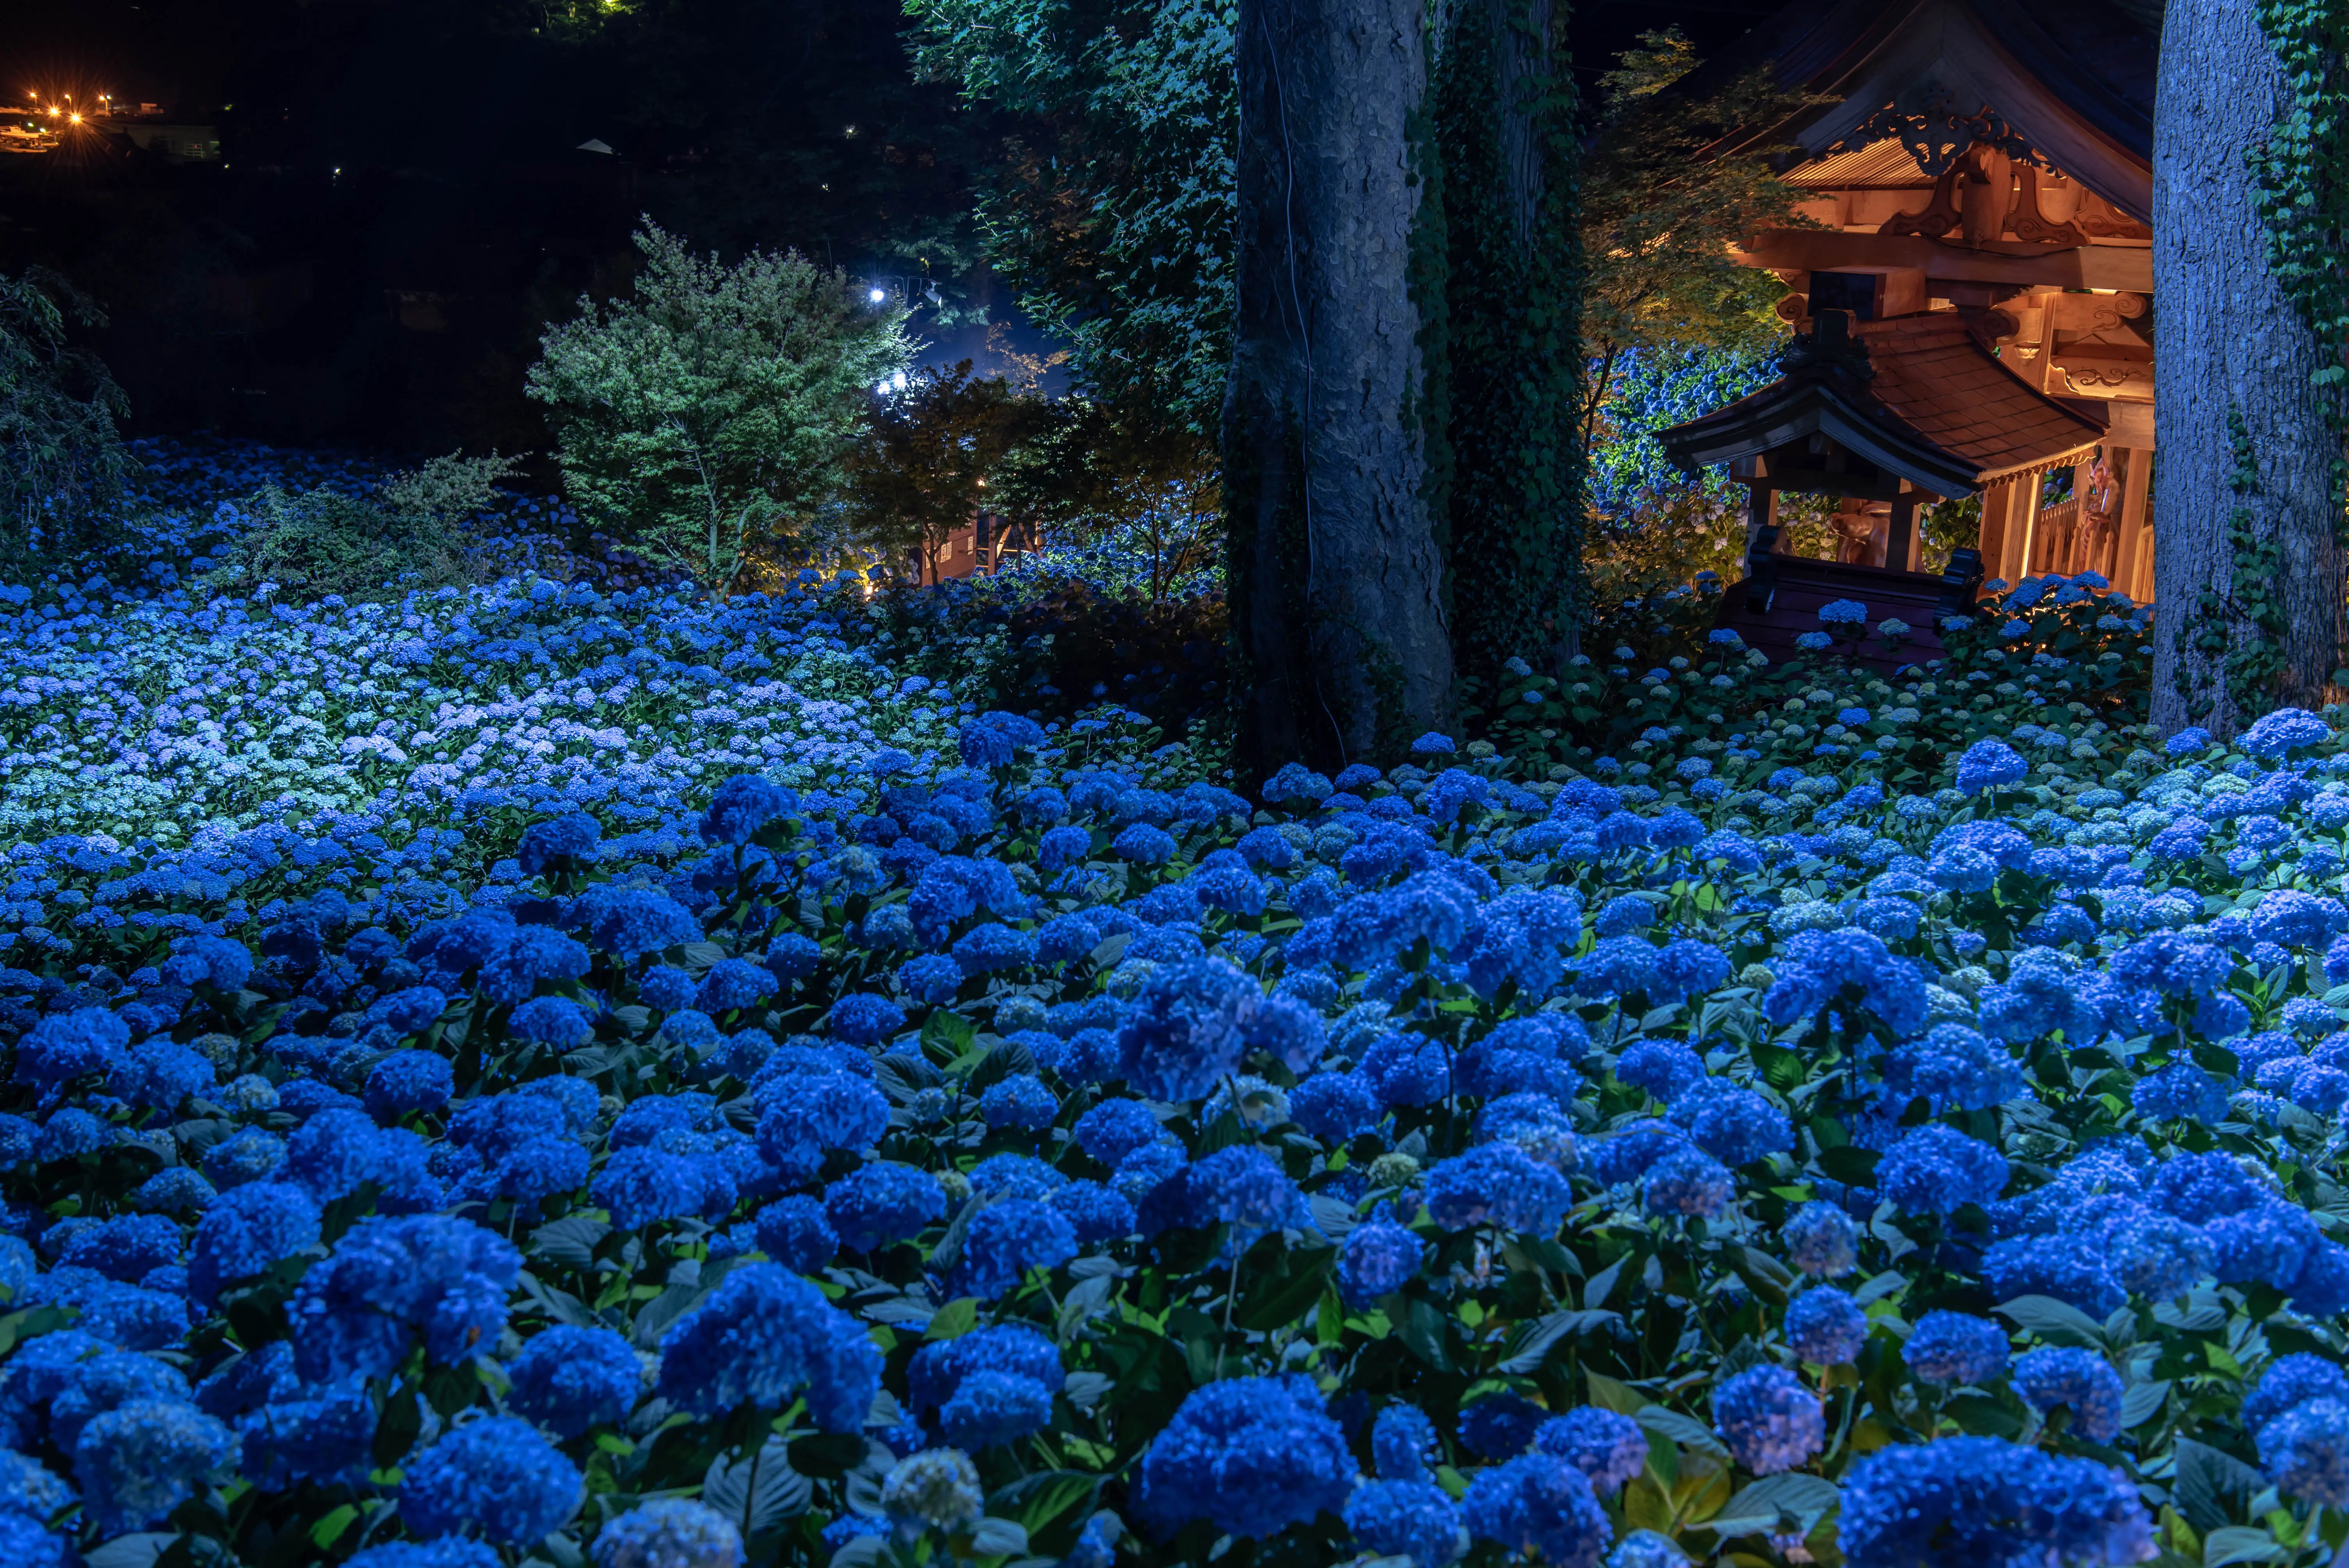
(8, 442, 2349, 1568)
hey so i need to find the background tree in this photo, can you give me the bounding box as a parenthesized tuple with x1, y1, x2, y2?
(2151, 0, 2348, 734)
(528, 221, 911, 590)
(1574, 28, 1825, 447)
(1226, 0, 1451, 765)
(905, 0, 1237, 437)
(1427, 0, 1587, 685)
(844, 361, 1053, 583)
(0, 267, 131, 549)
(1001, 401, 1221, 600)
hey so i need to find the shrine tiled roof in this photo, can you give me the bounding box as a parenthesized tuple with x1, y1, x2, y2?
(1652, 310, 2106, 497)
(1852, 314, 2107, 483)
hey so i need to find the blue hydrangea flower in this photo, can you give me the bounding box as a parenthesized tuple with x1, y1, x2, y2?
(1340, 1218, 1426, 1307)
(1877, 1125, 2007, 1218)
(1344, 1479, 1460, 1568)
(1903, 1311, 2010, 1386)
(2012, 1346, 2124, 1442)
(1534, 1406, 1647, 1493)
(2260, 1397, 2349, 1506)
(1135, 1376, 1353, 1541)
(505, 1325, 640, 1438)
(824, 1164, 945, 1252)
(1712, 1365, 1824, 1474)
(73, 1398, 234, 1534)
(1460, 1452, 1609, 1566)
(590, 1499, 743, 1568)
(1783, 1202, 1859, 1278)
(945, 1200, 1077, 1299)
(1786, 1286, 1868, 1365)
(654, 1263, 880, 1432)
(400, 1413, 583, 1543)
(1840, 1437, 2151, 1568)
(189, 1181, 321, 1303)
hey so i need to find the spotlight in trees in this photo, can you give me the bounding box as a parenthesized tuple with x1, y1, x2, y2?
(868, 287, 886, 305)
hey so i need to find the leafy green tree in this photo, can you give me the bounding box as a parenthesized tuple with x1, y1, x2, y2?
(905, 0, 1235, 436)
(1000, 400, 1220, 600)
(842, 361, 1053, 583)
(0, 267, 132, 544)
(1576, 28, 1827, 449)
(527, 221, 910, 588)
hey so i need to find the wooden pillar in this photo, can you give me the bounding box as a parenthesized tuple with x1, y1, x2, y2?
(1978, 480, 2013, 582)
(2011, 476, 2043, 583)
(1744, 481, 1778, 557)
(2116, 445, 2154, 600)
(1884, 492, 1920, 573)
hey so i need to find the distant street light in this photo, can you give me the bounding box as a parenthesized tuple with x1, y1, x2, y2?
(868, 287, 886, 304)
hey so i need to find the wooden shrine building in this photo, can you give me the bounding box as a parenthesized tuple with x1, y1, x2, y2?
(1653, 0, 2159, 656)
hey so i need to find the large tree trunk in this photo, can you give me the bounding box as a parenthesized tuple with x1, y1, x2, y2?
(2150, 0, 2345, 735)
(1227, 0, 1453, 769)
(1432, 0, 1584, 687)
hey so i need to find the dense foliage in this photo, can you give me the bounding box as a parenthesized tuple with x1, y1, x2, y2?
(0, 269, 132, 551)
(527, 224, 913, 589)
(8, 448, 2349, 1568)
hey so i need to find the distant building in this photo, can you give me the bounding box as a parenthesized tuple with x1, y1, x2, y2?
(117, 123, 222, 163)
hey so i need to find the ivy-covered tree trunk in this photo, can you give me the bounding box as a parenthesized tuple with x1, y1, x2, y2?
(2150, 0, 2345, 735)
(1432, 0, 1586, 687)
(1226, 0, 1453, 768)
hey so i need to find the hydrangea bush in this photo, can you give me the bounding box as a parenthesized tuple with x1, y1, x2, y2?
(3, 450, 2349, 1568)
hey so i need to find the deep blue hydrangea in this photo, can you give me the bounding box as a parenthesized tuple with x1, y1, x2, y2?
(1840, 1437, 2151, 1568)
(364, 1049, 455, 1121)
(980, 1073, 1060, 1131)
(1903, 1311, 2010, 1386)
(1783, 1202, 1860, 1277)
(946, 1199, 1077, 1299)
(655, 1263, 879, 1431)
(823, 1163, 945, 1252)
(73, 1399, 235, 1534)
(829, 992, 906, 1046)
(516, 812, 601, 875)
(2245, 1354, 2349, 1436)
(1134, 1376, 1353, 1541)
(2260, 1397, 2349, 1506)
(1374, 1403, 1440, 1481)
(190, 1181, 321, 1303)
(1535, 1406, 1647, 1493)
(505, 1325, 640, 1438)
(1291, 1070, 1380, 1141)
(752, 1195, 838, 1274)
(1116, 956, 1258, 1102)
(2243, 706, 2331, 761)
(2012, 1346, 2125, 1442)
(16, 1007, 129, 1083)
(590, 1499, 743, 1568)
(1955, 738, 2027, 794)
(1048, 1179, 1136, 1243)
(1425, 1142, 1572, 1233)
(2131, 1060, 2229, 1124)
(1712, 1365, 1824, 1474)
(1642, 1146, 1735, 1219)
(1340, 1218, 1426, 1307)
(400, 1413, 583, 1543)
(1460, 1452, 1609, 1568)
(1786, 1286, 1868, 1365)
(1458, 1392, 1548, 1459)
(1878, 1125, 2008, 1218)
(290, 1215, 521, 1383)
(1344, 1479, 1460, 1568)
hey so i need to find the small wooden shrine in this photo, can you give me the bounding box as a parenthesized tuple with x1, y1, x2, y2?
(1652, 0, 2159, 657)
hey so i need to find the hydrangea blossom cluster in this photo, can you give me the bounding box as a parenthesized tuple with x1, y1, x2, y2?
(0, 460, 2332, 1568)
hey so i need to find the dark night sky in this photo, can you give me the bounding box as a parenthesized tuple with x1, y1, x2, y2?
(0, 0, 1789, 450)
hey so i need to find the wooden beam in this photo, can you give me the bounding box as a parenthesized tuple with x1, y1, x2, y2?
(1884, 494, 1919, 573)
(2115, 445, 2154, 600)
(1733, 230, 2153, 293)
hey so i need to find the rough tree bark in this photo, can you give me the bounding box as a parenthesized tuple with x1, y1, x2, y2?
(1227, 0, 1453, 769)
(1433, 0, 1583, 688)
(2151, 0, 2345, 736)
